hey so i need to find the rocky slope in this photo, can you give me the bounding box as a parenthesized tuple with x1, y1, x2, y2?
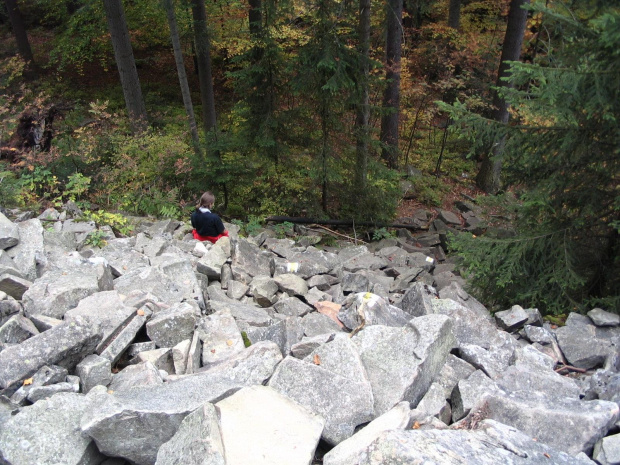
(0, 206, 618, 465)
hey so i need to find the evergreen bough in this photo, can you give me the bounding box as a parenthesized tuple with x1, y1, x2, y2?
(444, 1, 620, 315)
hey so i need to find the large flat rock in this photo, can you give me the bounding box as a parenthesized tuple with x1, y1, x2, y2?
(0, 316, 101, 390)
(268, 355, 374, 446)
(0, 392, 104, 465)
(353, 420, 594, 464)
(217, 386, 325, 465)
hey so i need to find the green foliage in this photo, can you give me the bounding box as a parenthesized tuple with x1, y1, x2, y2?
(240, 331, 252, 348)
(444, 1, 620, 315)
(231, 215, 263, 237)
(82, 210, 132, 237)
(450, 229, 590, 315)
(0, 165, 24, 208)
(410, 175, 450, 207)
(20, 166, 60, 206)
(84, 230, 108, 248)
(372, 227, 395, 241)
(272, 221, 295, 239)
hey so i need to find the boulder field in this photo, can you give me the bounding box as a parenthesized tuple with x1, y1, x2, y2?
(0, 207, 618, 465)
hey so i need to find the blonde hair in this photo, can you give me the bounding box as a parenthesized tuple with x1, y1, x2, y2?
(198, 191, 215, 209)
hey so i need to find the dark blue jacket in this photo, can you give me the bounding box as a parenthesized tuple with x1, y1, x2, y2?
(191, 209, 225, 237)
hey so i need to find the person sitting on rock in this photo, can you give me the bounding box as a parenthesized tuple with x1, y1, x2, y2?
(191, 191, 229, 244)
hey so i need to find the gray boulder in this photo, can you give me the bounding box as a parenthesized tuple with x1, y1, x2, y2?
(0, 212, 19, 250)
(593, 432, 620, 465)
(249, 276, 279, 307)
(555, 322, 612, 370)
(26, 382, 77, 403)
(322, 402, 411, 465)
(95, 239, 149, 277)
(462, 390, 619, 456)
(241, 316, 304, 356)
(0, 392, 104, 465)
(438, 282, 492, 321)
(268, 355, 374, 445)
(431, 298, 504, 349)
(99, 308, 151, 364)
(172, 339, 191, 375)
(301, 312, 342, 337)
(231, 238, 271, 279)
(0, 314, 39, 345)
(113, 266, 189, 306)
(23, 262, 114, 319)
(495, 305, 529, 332)
(196, 310, 245, 368)
(75, 354, 112, 393)
(353, 314, 455, 416)
(451, 370, 501, 422)
(0, 274, 31, 300)
(352, 420, 594, 465)
(0, 316, 101, 390)
(271, 248, 339, 278)
(146, 301, 198, 349)
(5, 219, 44, 281)
(64, 290, 137, 353)
(397, 282, 438, 317)
(155, 402, 225, 465)
(217, 386, 325, 465)
(458, 338, 516, 379)
(273, 296, 313, 317)
(128, 348, 174, 374)
(83, 342, 282, 465)
(338, 292, 410, 331)
(341, 272, 370, 294)
(496, 364, 580, 399)
(274, 273, 309, 296)
(108, 361, 163, 393)
(588, 308, 620, 327)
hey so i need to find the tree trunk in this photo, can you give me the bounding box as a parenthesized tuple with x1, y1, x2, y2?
(191, 0, 218, 139)
(4, 0, 34, 64)
(447, 0, 461, 29)
(162, 0, 202, 158)
(102, 0, 148, 134)
(354, 0, 371, 193)
(476, 0, 529, 194)
(248, 0, 262, 36)
(380, 0, 402, 170)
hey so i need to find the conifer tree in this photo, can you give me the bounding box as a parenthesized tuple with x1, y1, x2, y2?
(354, 0, 371, 193)
(162, 0, 202, 158)
(380, 0, 403, 170)
(103, 0, 148, 134)
(445, 1, 620, 314)
(4, 0, 34, 65)
(476, 0, 529, 194)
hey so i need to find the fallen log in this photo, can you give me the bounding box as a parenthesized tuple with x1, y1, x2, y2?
(263, 216, 428, 231)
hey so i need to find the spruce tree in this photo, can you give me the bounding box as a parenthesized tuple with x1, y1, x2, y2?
(445, 1, 620, 315)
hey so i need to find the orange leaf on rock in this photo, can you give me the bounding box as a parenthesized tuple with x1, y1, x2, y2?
(313, 354, 321, 365)
(137, 309, 145, 316)
(23, 378, 33, 386)
(412, 421, 420, 429)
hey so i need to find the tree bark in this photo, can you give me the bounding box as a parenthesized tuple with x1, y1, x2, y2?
(380, 0, 402, 170)
(248, 0, 262, 36)
(191, 0, 218, 139)
(476, 0, 529, 194)
(102, 0, 148, 134)
(447, 0, 461, 29)
(162, 0, 202, 158)
(354, 0, 371, 193)
(4, 0, 34, 64)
